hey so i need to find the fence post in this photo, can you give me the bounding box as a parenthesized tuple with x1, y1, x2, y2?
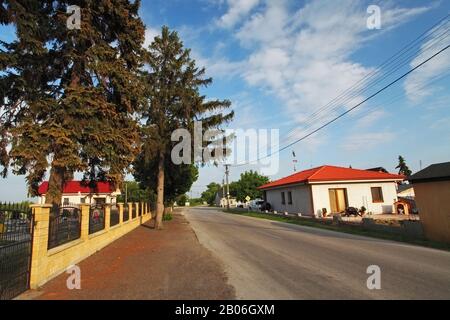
(80, 204, 90, 240)
(141, 202, 144, 216)
(105, 204, 111, 232)
(29, 204, 51, 289)
(128, 203, 132, 220)
(118, 203, 124, 225)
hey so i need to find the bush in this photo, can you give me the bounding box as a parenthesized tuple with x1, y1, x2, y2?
(163, 213, 173, 221)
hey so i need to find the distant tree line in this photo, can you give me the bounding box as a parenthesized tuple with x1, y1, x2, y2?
(201, 171, 269, 205)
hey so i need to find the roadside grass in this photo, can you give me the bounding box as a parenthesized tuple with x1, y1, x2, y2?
(224, 209, 450, 252)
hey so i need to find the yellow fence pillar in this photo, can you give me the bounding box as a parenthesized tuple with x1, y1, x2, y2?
(128, 203, 133, 219)
(104, 205, 111, 231)
(29, 204, 51, 289)
(80, 204, 90, 240)
(118, 203, 124, 225)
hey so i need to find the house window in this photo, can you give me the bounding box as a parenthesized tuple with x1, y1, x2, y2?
(63, 198, 69, 205)
(288, 192, 293, 205)
(281, 192, 286, 205)
(80, 198, 86, 204)
(371, 187, 384, 203)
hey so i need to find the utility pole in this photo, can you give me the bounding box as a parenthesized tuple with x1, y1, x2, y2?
(222, 178, 225, 208)
(225, 164, 230, 210)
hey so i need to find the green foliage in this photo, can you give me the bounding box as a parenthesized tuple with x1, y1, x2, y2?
(230, 170, 269, 202)
(201, 182, 221, 205)
(1, 1, 145, 203)
(176, 194, 188, 206)
(116, 181, 152, 203)
(163, 213, 173, 221)
(189, 198, 204, 206)
(133, 154, 199, 205)
(396, 156, 412, 177)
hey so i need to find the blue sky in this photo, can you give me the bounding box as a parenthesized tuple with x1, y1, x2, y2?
(1, 0, 450, 201)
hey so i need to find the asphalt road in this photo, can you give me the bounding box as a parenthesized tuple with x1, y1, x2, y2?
(184, 207, 450, 300)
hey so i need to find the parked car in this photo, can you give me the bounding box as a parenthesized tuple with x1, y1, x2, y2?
(248, 199, 264, 211)
(260, 202, 272, 211)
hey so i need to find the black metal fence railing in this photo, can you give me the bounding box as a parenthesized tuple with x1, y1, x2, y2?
(110, 204, 120, 227)
(89, 204, 105, 235)
(132, 204, 136, 219)
(0, 203, 33, 300)
(123, 204, 129, 222)
(0, 203, 32, 243)
(48, 205, 81, 250)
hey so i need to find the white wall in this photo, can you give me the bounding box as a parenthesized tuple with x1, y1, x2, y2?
(311, 182, 398, 216)
(39, 194, 117, 205)
(266, 184, 313, 216)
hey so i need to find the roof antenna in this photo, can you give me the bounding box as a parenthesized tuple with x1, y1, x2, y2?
(292, 151, 298, 172)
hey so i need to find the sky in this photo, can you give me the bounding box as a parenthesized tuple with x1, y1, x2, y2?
(1, 0, 450, 201)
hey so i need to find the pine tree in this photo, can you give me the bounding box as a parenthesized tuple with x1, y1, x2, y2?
(1, 1, 145, 204)
(396, 156, 412, 177)
(139, 26, 233, 229)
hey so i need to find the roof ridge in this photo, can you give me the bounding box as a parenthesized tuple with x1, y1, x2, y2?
(308, 165, 328, 180)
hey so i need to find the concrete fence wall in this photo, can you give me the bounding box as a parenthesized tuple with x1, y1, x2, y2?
(29, 202, 151, 289)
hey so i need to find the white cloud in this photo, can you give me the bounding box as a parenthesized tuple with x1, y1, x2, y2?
(354, 108, 388, 128)
(341, 131, 395, 152)
(217, 0, 261, 29)
(231, 0, 431, 129)
(404, 20, 450, 103)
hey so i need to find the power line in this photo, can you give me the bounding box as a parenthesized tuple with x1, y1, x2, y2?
(277, 18, 450, 147)
(254, 15, 450, 154)
(233, 43, 450, 167)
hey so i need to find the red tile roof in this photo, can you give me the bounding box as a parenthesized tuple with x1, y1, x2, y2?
(38, 181, 116, 195)
(258, 165, 405, 190)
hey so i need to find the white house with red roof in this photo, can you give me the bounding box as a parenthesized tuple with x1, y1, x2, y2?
(258, 165, 405, 217)
(37, 181, 121, 205)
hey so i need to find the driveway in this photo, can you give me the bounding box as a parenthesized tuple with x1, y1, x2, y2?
(185, 207, 450, 299)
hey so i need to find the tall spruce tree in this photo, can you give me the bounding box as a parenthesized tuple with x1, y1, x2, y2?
(1, 1, 145, 204)
(139, 26, 233, 229)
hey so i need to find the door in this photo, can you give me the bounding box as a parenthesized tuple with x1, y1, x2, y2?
(329, 189, 348, 213)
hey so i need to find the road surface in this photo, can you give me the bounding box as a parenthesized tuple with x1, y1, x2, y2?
(184, 207, 450, 299)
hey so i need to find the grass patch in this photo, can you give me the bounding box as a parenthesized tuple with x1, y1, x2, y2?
(224, 209, 450, 252)
(163, 213, 173, 221)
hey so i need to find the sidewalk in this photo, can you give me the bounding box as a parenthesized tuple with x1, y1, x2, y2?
(20, 212, 235, 300)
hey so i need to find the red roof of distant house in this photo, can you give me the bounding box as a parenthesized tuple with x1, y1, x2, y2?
(38, 181, 116, 195)
(258, 165, 405, 190)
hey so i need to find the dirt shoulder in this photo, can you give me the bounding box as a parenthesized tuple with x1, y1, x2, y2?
(22, 211, 235, 300)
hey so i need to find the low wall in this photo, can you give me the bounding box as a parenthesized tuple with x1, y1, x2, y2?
(229, 208, 425, 239)
(361, 218, 424, 238)
(29, 202, 151, 289)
